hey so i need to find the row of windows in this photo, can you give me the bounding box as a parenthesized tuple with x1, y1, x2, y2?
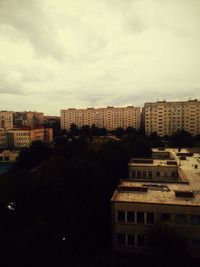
(116, 233, 200, 249)
(117, 211, 200, 225)
(131, 170, 178, 179)
(16, 133, 29, 136)
(117, 211, 155, 224)
(0, 156, 9, 161)
(16, 143, 29, 146)
(117, 233, 146, 247)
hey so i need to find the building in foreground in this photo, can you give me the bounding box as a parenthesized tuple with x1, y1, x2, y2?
(111, 148, 200, 258)
(61, 106, 141, 131)
(143, 99, 200, 136)
(6, 127, 53, 148)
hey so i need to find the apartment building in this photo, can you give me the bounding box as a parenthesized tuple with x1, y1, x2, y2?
(0, 111, 14, 130)
(61, 106, 141, 131)
(0, 130, 7, 148)
(6, 127, 53, 148)
(111, 148, 200, 258)
(143, 99, 200, 136)
(13, 111, 44, 128)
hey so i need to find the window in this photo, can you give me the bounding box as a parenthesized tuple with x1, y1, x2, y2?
(117, 233, 126, 246)
(142, 171, 147, 179)
(146, 213, 155, 224)
(137, 235, 146, 247)
(137, 171, 142, 179)
(4, 157, 9, 161)
(137, 212, 145, 224)
(131, 171, 136, 178)
(117, 211, 125, 223)
(148, 171, 152, 178)
(161, 213, 170, 222)
(164, 172, 167, 177)
(191, 215, 200, 225)
(156, 171, 160, 177)
(172, 172, 177, 177)
(127, 212, 135, 223)
(191, 239, 200, 248)
(175, 214, 187, 224)
(127, 234, 135, 246)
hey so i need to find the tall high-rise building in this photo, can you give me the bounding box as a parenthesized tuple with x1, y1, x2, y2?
(61, 106, 141, 131)
(0, 111, 14, 130)
(143, 99, 200, 136)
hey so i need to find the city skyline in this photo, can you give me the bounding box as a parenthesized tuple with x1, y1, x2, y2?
(0, 0, 200, 115)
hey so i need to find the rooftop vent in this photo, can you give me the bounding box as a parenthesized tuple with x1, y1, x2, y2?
(143, 184, 170, 192)
(175, 191, 194, 198)
(119, 186, 148, 192)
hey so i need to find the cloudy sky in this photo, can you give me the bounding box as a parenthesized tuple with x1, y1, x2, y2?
(0, 0, 200, 115)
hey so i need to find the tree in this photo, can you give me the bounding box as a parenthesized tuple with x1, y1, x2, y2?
(69, 123, 79, 136)
(149, 132, 164, 147)
(112, 127, 125, 138)
(171, 130, 194, 147)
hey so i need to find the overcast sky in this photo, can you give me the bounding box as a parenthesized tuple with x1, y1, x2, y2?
(0, 0, 200, 115)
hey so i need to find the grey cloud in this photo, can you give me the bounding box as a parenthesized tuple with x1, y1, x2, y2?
(0, 0, 68, 61)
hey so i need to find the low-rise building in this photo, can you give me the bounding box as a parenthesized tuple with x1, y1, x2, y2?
(0, 150, 19, 162)
(7, 127, 53, 148)
(111, 148, 200, 258)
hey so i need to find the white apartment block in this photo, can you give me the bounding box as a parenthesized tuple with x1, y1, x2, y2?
(143, 99, 200, 137)
(0, 111, 14, 130)
(61, 106, 141, 131)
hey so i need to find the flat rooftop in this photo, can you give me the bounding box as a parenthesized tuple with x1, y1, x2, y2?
(111, 148, 200, 206)
(129, 158, 177, 167)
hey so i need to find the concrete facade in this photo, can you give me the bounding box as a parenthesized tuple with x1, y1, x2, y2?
(143, 99, 200, 136)
(13, 111, 44, 128)
(6, 127, 53, 148)
(111, 149, 200, 257)
(0, 111, 14, 130)
(61, 106, 141, 131)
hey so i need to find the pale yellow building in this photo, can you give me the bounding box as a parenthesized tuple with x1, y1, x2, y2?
(111, 148, 200, 257)
(143, 99, 200, 136)
(7, 127, 53, 148)
(0, 111, 14, 130)
(61, 106, 141, 131)
(0, 150, 19, 162)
